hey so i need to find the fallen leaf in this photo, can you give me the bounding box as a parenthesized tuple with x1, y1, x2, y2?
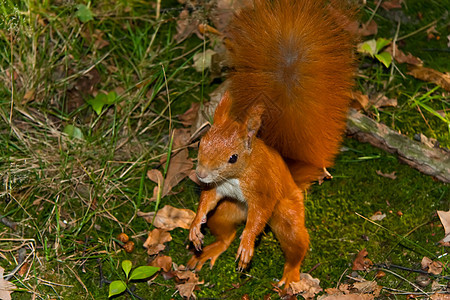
(138, 205, 196, 230)
(179, 102, 200, 127)
(380, 0, 403, 10)
(288, 273, 322, 299)
(173, 265, 203, 299)
(352, 249, 373, 271)
(150, 255, 173, 272)
(426, 26, 440, 40)
(174, 9, 201, 43)
(193, 49, 217, 72)
(147, 129, 194, 201)
(352, 281, 377, 294)
(189, 169, 201, 185)
(437, 210, 450, 244)
(370, 211, 386, 221)
(385, 44, 423, 66)
(430, 293, 450, 300)
(421, 256, 443, 275)
(350, 90, 370, 111)
(370, 94, 397, 109)
(376, 170, 397, 180)
(143, 228, 172, 255)
(408, 66, 450, 92)
(358, 20, 378, 37)
(0, 267, 16, 300)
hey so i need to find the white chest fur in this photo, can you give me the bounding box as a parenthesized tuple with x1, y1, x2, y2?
(216, 178, 246, 203)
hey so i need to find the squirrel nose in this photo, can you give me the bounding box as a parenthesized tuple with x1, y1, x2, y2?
(196, 166, 208, 180)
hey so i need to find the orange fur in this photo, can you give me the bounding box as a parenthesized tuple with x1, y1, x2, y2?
(188, 0, 355, 290)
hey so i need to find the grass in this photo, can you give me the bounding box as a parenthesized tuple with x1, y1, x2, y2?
(0, 0, 448, 299)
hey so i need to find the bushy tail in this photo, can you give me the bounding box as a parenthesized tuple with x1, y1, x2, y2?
(226, 0, 356, 171)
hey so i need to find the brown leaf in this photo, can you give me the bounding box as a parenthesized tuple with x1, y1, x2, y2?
(370, 94, 398, 109)
(352, 249, 373, 271)
(147, 129, 194, 201)
(358, 20, 378, 37)
(376, 170, 397, 180)
(288, 273, 322, 299)
(174, 9, 201, 43)
(408, 66, 450, 92)
(173, 266, 203, 299)
(385, 44, 423, 66)
(143, 228, 172, 255)
(0, 267, 16, 300)
(138, 205, 196, 230)
(350, 90, 370, 111)
(352, 281, 377, 294)
(430, 292, 450, 300)
(189, 169, 201, 185)
(179, 102, 200, 127)
(421, 256, 443, 275)
(437, 210, 450, 244)
(150, 255, 173, 272)
(380, 0, 403, 10)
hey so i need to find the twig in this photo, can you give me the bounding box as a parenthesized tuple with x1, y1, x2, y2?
(0, 214, 17, 230)
(375, 263, 450, 280)
(379, 268, 429, 296)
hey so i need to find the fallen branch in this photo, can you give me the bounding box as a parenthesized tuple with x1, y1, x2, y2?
(346, 109, 450, 183)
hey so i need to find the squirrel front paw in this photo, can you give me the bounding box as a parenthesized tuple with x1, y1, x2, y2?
(236, 238, 254, 271)
(189, 218, 205, 251)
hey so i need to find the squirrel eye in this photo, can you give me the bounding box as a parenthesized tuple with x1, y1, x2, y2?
(228, 154, 238, 164)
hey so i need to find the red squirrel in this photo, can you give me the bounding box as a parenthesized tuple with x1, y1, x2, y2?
(188, 0, 355, 288)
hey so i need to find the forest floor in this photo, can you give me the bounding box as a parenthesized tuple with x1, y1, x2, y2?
(0, 0, 449, 299)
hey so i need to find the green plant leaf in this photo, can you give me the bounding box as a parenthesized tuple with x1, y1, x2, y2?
(375, 38, 391, 53)
(76, 4, 93, 23)
(63, 124, 84, 140)
(122, 260, 132, 278)
(129, 266, 160, 281)
(357, 39, 377, 57)
(375, 51, 392, 68)
(108, 280, 127, 298)
(86, 91, 118, 115)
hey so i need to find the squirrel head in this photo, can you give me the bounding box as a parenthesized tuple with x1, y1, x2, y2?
(196, 91, 264, 184)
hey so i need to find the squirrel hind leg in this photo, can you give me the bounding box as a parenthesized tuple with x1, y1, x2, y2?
(287, 161, 324, 190)
(187, 199, 246, 271)
(270, 195, 309, 288)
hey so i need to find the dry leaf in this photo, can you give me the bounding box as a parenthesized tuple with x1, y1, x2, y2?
(437, 210, 450, 244)
(385, 44, 423, 66)
(288, 273, 322, 299)
(376, 170, 397, 180)
(179, 103, 200, 127)
(143, 228, 172, 255)
(352, 281, 377, 294)
(421, 256, 443, 275)
(352, 249, 373, 271)
(370, 211, 386, 221)
(147, 129, 194, 201)
(174, 266, 203, 299)
(350, 90, 370, 111)
(408, 66, 450, 92)
(358, 20, 378, 36)
(380, 0, 403, 10)
(370, 94, 398, 109)
(189, 169, 201, 185)
(138, 205, 196, 231)
(150, 255, 173, 272)
(0, 267, 16, 300)
(174, 9, 201, 43)
(430, 293, 450, 300)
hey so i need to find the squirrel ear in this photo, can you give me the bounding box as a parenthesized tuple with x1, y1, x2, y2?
(244, 104, 264, 149)
(213, 91, 233, 124)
